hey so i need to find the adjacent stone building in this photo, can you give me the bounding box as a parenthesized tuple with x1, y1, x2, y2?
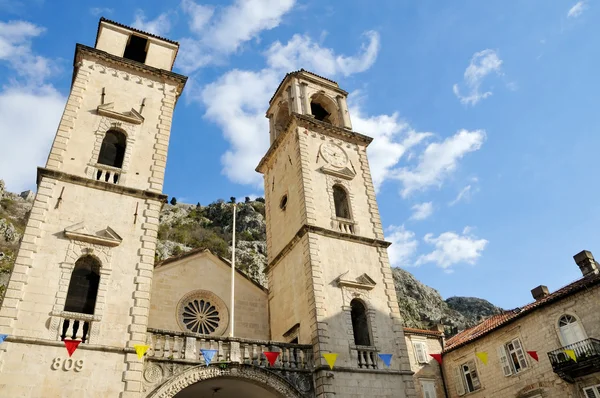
(0, 18, 418, 398)
(405, 327, 447, 398)
(442, 250, 600, 398)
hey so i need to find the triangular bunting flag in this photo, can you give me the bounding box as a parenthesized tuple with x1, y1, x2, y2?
(0, 334, 7, 344)
(323, 353, 338, 369)
(134, 344, 150, 360)
(264, 351, 280, 366)
(475, 352, 488, 365)
(430, 353, 442, 365)
(564, 349, 577, 362)
(200, 349, 217, 366)
(378, 353, 392, 367)
(527, 351, 539, 362)
(64, 340, 81, 357)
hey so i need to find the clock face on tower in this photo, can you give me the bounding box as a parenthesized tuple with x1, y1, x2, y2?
(320, 143, 348, 168)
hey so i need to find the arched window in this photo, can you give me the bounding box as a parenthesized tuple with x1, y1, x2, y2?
(274, 102, 291, 139)
(310, 94, 339, 126)
(64, 255, 100, 315)
(558, 314, 587, 346)
(350, 299, 371, 346)
(333, 185, 351, 219)
(97, 130, 126, 168)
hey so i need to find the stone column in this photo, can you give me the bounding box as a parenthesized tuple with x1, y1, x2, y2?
(336, 95, 352, 130)
(300, 82, 310, 115)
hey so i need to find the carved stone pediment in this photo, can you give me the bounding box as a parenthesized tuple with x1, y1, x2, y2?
(319, 165, 355, 180)
(97, 102, 144, 124)
(336, 272, 376, 290)
(64, 222, 122, 247)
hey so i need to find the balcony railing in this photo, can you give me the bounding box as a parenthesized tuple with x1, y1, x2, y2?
(146, 328, 313, 369)
(548, 338, 600, 382)
(58, 312, 96, 343)
(89, 163, 122, 184)
(332, 218, 355, 235)
(351, 345, 379, 369)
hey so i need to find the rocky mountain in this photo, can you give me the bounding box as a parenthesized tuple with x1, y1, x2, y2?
(0, 181, 503, 334)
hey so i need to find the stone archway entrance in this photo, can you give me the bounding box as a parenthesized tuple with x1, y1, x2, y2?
(146, 364, 309, 398)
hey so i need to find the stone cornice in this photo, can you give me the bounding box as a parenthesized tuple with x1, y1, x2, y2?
(73, 44, 187, 95)
(267, 224, 391, 271)
(37, 167, 167, 202)
(256, 113, 373, 173)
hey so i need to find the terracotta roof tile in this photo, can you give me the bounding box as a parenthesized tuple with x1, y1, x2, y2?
(269, 69, 340, 105)
(97, 17, 179, 46)
(444, 273, 600, 352)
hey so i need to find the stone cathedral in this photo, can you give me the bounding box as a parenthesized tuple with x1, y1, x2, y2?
(0, 19, 417, 397)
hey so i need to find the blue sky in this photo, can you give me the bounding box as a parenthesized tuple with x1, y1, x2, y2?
(0, 0, 598, 310)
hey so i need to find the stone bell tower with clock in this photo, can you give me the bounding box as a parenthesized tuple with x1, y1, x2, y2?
(0, 19, 186, 397)
(257, 70, 416, 397)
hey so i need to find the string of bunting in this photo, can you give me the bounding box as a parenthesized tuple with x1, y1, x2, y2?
(134, 344, 150, 360)
(527, 351, 539, 362)
(64, 340, 81, 357)
(475, 352, 488, 365)
(430, 353, 442, 365)
(0, 334, 7, 344)
(200, 349, 217, 366)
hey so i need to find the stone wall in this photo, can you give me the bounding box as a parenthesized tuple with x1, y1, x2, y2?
(404, 330, 446, 398)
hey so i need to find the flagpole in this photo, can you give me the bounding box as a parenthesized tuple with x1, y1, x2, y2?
(230, 203, 237, 337)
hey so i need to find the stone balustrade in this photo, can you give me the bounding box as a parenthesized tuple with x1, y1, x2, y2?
(332, 218, 355, 234)
(59, 312, 95, 343)
(89, 163, 122, 184)
(146, 328, 313, 369)
(352, 345, 379, 369)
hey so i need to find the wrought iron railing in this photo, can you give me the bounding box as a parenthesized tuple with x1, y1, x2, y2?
(548, 338, 600, 366)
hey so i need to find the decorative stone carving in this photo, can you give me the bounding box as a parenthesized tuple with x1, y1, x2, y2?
(144, 363, 308, 398)
(144, 364, 164, 384)
(176, 290, 229, 336)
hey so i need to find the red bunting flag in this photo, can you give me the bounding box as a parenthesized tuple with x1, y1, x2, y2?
(264, 351, 280, 366)
(430, 353, 442, 365)
(64, 340, 81, 357)
(527, 351, 539, 362)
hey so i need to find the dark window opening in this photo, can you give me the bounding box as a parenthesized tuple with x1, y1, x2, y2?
(98, 130, 126, 168)
(350, 299, 371, 346)
(280, 194, 288, 210)
(123, 35, 148, 63)
(333, 185, 351, 219)
(290, 337, 298, 344)
(311, 102, 331, 123)
(64, 255, 100, 315)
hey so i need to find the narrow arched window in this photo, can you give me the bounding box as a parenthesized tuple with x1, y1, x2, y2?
(98, 130, 126, 168)
(350, 299, 371, 346)
(64, 255, 100, 315)
(310, 94, 340, 126)
(333, 185, 351, 219)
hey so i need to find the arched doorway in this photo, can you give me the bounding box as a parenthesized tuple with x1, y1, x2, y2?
(146, 364, 308, 398)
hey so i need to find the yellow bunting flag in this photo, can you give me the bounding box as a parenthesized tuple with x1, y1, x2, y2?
(475, 352, 488, 365)
(134, 344, 150, 360)
(564, 349, 577, 362)
(322, 353, 338, 370)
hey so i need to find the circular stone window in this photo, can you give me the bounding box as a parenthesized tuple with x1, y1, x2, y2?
(280, 194, 288, 210)
(176, 290, 229, 336)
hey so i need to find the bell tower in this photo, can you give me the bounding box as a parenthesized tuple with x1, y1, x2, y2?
(0, 19, 186, 397)
(257, 70, 416, 397)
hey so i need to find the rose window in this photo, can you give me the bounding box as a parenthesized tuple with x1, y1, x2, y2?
(176, 290, 229, 336)
(182, 299, 220, 334)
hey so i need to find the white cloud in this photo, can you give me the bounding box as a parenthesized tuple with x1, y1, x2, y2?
(349, 92, 432, 192)
(449, 185, 472, 206)
(132, 10, 172, 37)
(568, 1, 587, 18)
(0, 85, 65, 192)
(265, 31, 380, 77)
(90, 7, 113, 16)
(416, 227, 488, 269)
(453, 49, 502, 106)
(178, 0, 296, 72)
(0, 20, 66, 192)
(386, 225, 419, 267)
(393, 129, 485, 197)
(201, 69, 279, 187)
(0, 20, 56, 83)
(410, 202, 434, 221)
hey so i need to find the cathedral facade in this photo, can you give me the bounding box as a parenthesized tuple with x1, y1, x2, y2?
(0, 19, 417, 398)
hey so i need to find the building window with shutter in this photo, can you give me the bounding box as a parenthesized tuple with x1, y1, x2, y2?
(584, 384, 600, 398)
(413, 341, 428, 364)
(454, 360, 481, 395)
(420, 380, 437, 398)
(498, 337, 529, 376)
